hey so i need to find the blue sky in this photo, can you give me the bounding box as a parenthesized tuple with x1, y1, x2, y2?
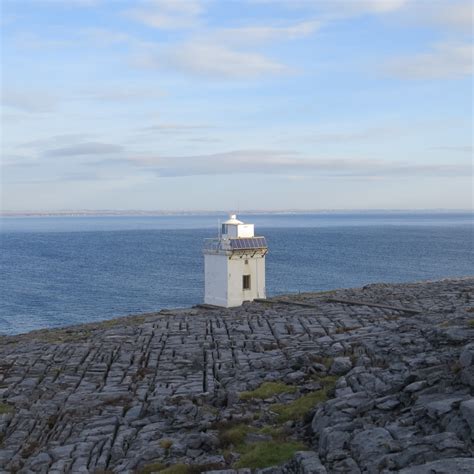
(1, 0, 472, 211)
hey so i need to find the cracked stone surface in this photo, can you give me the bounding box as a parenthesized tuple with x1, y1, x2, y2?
(0, 277, 473, 473)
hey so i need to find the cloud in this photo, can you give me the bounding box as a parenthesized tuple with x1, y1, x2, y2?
(137, 42, 290, 78)
(17, 134, 94, 149)
(44, 142, 123, 157)
(412, 1, 473, 33)
(80, 28, 132, 46)
(125, 0, 203, 29)
(353, 0, 408, 14)
(33, 0, 101, 6)
(2, 89, 59, 113)
(300, 126, 403, 144)
(384, 42, 472, 80)
(214, 20, 320, 44)
(80, 87, 164, 102)
(431, 146, 473, 153)
(140, 123, 213, 134)
(126, 149, 471, 178)
(256, 0, 409, 18)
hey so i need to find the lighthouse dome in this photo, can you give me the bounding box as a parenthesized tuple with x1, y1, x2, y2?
(223, 214, 244, 225)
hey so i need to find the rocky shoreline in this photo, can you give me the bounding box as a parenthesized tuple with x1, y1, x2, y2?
(0, 278, 473, 473)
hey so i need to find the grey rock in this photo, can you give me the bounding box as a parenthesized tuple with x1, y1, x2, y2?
(1, 278, 474, 473)
(459, 398, 474, 436)
(285, 451, 327, 474)
(318, 427, 350, 458)
(329, 357, 352, 375)
(404, 380, 427, 393)
(350, 428, 393, 469)
(399, 457, 474, 473)
(331, 457, 361, 473)
(284, 371, 305, 383)
(419, 394, 466, 418)
(459, 343, 474, 367)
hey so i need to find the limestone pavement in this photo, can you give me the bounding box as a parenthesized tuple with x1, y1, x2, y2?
(0, 278, 473, 473)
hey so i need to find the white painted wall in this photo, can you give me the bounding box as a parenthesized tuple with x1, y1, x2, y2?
(204, 252, 266, 307)
(204, 254, 228, 306)
(223, 223, 254, 239)
(237, 224, 254, 238)
(227, 256, 266, 307)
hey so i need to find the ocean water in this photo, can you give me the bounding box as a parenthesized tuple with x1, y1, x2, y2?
(1, 212, 472, 335)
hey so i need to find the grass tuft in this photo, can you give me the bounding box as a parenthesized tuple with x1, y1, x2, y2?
(219, 423, 253, 448)
(156, 465, 189, 474)
(234, 440, 305, 469)
(159, 439, 173, 450)
(271, 391, 327, 423)
(0, 402, 14, 415)
(270, 375, 338, 423)
(312, 356, 333, 368)
(239, 381, 297, 400)
(139, 463, 224, 474)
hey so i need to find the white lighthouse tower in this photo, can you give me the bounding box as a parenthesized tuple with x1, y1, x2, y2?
(203, 215, 268, 307)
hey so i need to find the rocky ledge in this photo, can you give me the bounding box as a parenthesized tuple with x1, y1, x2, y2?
(0, 278, 473, 474)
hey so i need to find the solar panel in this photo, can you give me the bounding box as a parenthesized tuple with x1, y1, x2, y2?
(230, 237, 268, 250)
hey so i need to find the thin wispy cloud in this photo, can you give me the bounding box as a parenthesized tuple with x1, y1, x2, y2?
(214, 20, 321, 44)
(2, 0, 472, 210)
(80, 28, 132, 46)
(2, 88, 59, 113)
(135, 41, 291, 78)
(431, 146, 473, 153)
(125, 0, 204, 30)
(326, 0, 408, 16)
(126, 149, 471, 178)
(18, 134, 94, 149)
(44, 142, 123, 157)
(79, 87, 165, 102)
(409, 1, 473, 33)
(140, 123, 214, 134)
(384, 42, 472, 80)
(262, 0, 409, 20)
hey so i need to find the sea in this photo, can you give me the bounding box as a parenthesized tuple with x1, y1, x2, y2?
(0, 212, 472, 335)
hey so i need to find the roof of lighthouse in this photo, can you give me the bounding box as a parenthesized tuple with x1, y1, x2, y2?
(223, 214, 244, 225)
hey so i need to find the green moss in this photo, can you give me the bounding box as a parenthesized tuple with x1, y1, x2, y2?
(139, 463, 224, 474)
(0, 402, 14, 415)
(138, 463, 181, 474)
(234, 441, 305, 469)
(468, 319, 474, 327)
(239, 381, 297, 400)
(319, 374, 339, 388)
(270, 375, 338, 423)
(312, 356, 334, 368)
(158, 465, 190, 474)
(271, 390, 328, 423)
(257, 425, 285, 438)
(219, 423, 253, 447)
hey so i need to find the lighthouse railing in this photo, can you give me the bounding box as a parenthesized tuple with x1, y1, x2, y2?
(203, 238, 226, 252)
(203, 237, 268, 253)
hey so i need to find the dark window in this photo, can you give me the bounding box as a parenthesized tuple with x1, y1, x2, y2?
(243, 275, 251, 290)
(221, 224, 227, 235)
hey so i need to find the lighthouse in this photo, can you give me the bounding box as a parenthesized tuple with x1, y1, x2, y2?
(203, 215, 268, 307)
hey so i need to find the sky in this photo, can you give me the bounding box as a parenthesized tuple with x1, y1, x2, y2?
(1, 0, 473, 211)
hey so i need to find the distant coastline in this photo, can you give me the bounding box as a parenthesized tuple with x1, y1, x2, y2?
(1, 209, 472, 218)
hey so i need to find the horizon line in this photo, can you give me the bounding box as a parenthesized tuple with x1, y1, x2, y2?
(1, 208, 473, 217)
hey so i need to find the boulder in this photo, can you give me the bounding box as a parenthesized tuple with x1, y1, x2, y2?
(329, 357, 352, 376)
